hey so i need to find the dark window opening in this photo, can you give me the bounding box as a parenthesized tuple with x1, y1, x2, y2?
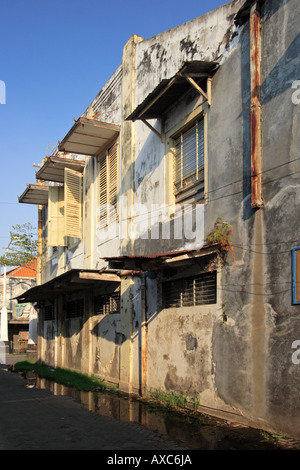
(162, 271, 217, 309)
(66, 299, 84, 318)
(44, 304, 54, 321)
(94, 291, 120, 315)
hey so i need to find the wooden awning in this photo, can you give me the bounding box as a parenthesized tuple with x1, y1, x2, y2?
(126, 61, 218, 140)
(36, 155, 86, 183)
(18, 184, 49, 205)
(104, 245, 219, 271)
(58, 117, 120, 156)
(15, 269, 121, 303)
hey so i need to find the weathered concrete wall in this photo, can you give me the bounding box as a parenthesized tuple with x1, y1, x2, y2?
(130, 0, 244, 256)
(134, 0, 244, 102)
(41, 67, 123, 284)
(258, 0, 300, 437)
(36, 0, 300, 441)
(145, 272, 222, 405)
(128, 0, 300, 439)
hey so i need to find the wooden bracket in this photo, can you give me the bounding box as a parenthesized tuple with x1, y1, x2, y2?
(184, 75, 211, 106)
(141, 117, 165, 142)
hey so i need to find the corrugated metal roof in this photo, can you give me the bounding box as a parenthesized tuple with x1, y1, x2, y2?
(126, 61, 219, 121)
(104, 245, 217, 262)
(36, 155, 86, 183)
(104, 249, 197, 260)
(18, 184, 49, 205)
(15, 269, 120, 303)
(58, 117, 120, 156)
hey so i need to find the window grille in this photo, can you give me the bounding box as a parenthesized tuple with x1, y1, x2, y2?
(66, 299, 84, 318)
(173, 119, 204, 201)
(94, 291, 120, 315)
(162, 271, 216, 309)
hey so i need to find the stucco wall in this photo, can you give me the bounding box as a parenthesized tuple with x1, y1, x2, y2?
(128, 0, 300, 439)
(37, 0, 300, 440)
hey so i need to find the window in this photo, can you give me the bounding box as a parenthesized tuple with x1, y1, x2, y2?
(173, 118, 205, 203)
(94, 291, 120, 315)
(97, 141, 119, 228)
(44, 304, 54, 321)
(162, 271, 216, 309)
(64, 168, 83, 239)
(292, 248, 300, 305)
(47, 168, 83, 247)
(48, 186, 65, 246)
(66, 299, 84, 319)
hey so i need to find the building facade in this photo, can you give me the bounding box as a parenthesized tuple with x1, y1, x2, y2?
(17, 0, 300, 439)
(1, 258, 37, 355)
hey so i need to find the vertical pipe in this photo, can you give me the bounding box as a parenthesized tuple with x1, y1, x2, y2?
(141, 273, 147, 396)
(250, 2, 263, 208)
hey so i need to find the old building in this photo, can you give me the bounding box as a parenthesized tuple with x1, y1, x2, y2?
(17, 0, 300, 440)
(1, 258, 37, 356)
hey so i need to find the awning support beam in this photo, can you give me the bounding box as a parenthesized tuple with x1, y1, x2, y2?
(141, 118, 165, 142)
(131, 63, 216, 139)
(181, 74, 211, 105)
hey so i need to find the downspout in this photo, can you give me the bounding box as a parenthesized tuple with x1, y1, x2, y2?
(250, 1, 266, 421)
(141, 273, 147, 396)
(37, 205, 43, 286)
(250, 2, 263, 208)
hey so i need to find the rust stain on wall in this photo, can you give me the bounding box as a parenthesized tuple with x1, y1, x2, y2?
(250, 5, 263, 209)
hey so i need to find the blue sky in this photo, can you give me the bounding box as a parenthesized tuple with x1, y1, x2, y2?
(0, 0, 227, 260)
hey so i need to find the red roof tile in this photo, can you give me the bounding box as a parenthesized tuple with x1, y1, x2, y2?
(5, 257, 37, 278)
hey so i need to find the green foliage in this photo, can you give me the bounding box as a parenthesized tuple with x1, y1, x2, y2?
(149, 389, 200, 411)
(0, 222, 38, 267)
(14, 360, 118, 393)
(206, 217, 236, 267)
(221, 301, 228, 323)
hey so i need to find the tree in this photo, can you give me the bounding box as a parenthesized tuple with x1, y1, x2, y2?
(0, 222, 38, 268)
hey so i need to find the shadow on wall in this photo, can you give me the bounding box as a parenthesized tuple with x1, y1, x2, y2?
(260, 32, 300, 106)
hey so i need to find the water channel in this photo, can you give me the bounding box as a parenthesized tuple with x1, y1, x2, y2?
(32, 376, 298, 450)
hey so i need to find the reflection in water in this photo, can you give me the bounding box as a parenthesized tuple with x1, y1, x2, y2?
(35, 378, 277, 450)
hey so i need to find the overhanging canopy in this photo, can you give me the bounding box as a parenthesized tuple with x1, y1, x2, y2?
(16, 269, 121, 303)
(104, 245, 219, 271)
(18, 184, 49, 205)
(126, 61, 219, 122)
(36, 155, 86, 183)
(58, 117, 120, 156)
(235, 0, 266, 26)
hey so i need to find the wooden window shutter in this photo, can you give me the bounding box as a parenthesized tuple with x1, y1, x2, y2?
(97, 140, 119, 226)
(64, 168, 83, 239)
(48, 186, 65, 247)
(108, 141, 118, 221)
(98, 154, 108, 227)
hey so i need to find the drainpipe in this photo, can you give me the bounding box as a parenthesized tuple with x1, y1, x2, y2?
(250, 2, 263, 209)
(141, 273, 147, 396)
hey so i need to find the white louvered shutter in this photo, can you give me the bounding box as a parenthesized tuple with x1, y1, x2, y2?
(48, 186, 65, 246)
(64, 168, 83, 239)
